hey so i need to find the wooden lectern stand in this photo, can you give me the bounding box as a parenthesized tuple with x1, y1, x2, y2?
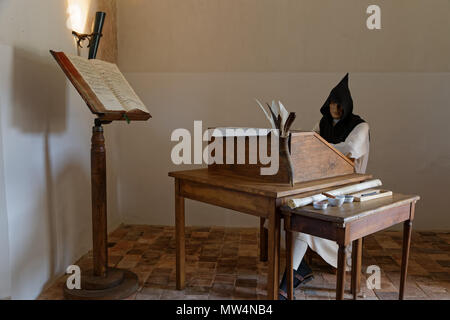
(63, 119, 140, 300)
(51, 51, 151, 299)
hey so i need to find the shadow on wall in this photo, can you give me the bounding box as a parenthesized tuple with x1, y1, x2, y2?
(10, 161, 91, 298)
(8, 47, 92, 295)
(11, 46, 67, 285)
(42, 162, 91, 290)
(12, 47, 66, 134)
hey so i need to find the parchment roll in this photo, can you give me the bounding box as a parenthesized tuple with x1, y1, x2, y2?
(287, 179, 382, 209)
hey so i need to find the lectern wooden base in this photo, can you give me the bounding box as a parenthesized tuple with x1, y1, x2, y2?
(63, 268, 139, 300)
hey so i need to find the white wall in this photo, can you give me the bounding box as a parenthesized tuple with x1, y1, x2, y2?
(118, 0, 450, 73)
(0, 44, 12, 300)
(116, 1, 450, 230)
(113, 72, 450, 230)
(0, 0, 119, 299)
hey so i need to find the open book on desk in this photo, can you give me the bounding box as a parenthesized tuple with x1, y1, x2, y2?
(51, 51, 151, 122)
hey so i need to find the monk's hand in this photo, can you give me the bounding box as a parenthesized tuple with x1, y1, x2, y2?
(345, 153, 356, 164)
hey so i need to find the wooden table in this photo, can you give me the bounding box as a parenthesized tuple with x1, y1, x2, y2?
(169, 168, 372, 299)
(281, 193, 420, 300)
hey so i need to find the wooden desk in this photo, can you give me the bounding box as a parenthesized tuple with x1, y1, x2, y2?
(169, 168, 372, 299)
(281, 193, 420, 300)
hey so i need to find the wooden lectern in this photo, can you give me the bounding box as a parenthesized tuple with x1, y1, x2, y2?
(51, 51, 151, 299)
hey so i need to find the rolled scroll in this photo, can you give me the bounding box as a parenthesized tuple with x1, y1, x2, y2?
(287, 179, 383, 209)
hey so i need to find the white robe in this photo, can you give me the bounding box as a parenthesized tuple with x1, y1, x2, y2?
(292, 122, 370, 270)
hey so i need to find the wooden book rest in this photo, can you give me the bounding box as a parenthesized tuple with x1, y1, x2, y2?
(51, 51, 151, 300)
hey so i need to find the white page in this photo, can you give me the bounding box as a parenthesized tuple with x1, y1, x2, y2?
(92, 59, 149, 113)
(67, 55, 124, 111)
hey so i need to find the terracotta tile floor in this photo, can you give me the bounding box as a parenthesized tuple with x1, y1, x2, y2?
(39, 225, 450, 300)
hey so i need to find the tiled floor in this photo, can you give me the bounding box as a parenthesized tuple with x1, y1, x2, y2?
(39, 225, 450, 300)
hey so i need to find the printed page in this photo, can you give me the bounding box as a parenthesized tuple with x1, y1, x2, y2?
(92, 59, 149, 113)
(67, 55, 124, 111)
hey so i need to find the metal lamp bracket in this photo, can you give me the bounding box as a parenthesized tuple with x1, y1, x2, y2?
(72, 31, 103, 49)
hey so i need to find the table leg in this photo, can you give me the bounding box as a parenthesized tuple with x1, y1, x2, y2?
(267, 209, 281, 300)
(175, 179, 185, 290)
(276, 216, 281, 291)
(351, 238, 362, 300)
(285, 219, 294, 300)
(399, 220, 413, 300)
(260, 218, 268, 262)
(336, 244, 347, 300)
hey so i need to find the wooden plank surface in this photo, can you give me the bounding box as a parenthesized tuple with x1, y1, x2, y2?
(346, 204, 411, 241)
(290, 132, 355, 182)
(169, 169, 372, 198)
(312, 132, 355, 167)
(179, 179, 273, 218)
(283, 193, 420, 226)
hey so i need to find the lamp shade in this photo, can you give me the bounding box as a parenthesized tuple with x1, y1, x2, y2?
(88, 12, 106, 59)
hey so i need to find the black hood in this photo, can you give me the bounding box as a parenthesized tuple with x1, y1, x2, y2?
(320, 73, 354, 122)
(319, 74, 365, 144)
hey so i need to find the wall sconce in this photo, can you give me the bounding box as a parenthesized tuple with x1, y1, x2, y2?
(72, 11, 106, 59)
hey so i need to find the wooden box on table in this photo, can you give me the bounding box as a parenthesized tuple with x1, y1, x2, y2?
(207, 129, 355, 184)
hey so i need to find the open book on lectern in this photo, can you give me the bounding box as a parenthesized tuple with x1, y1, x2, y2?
(51, 51, 151, 122)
